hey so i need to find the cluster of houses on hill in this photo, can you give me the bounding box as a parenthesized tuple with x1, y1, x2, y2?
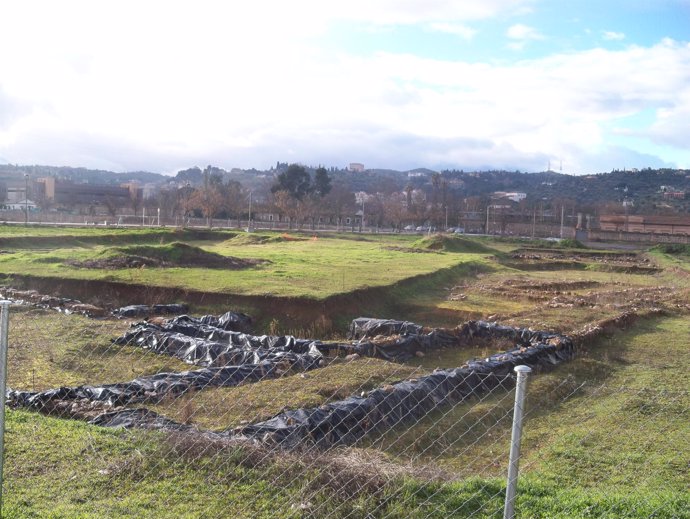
(2, 170, 690, 241)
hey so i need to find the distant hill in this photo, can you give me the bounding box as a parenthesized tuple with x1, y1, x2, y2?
(0, 164, 166, 184)
(1, 162, 688, 213)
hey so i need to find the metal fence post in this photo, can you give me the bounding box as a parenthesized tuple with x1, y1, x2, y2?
(503, 365, 532, 519)
(0, 301, 10, 514)
(0, 301, 10, 516)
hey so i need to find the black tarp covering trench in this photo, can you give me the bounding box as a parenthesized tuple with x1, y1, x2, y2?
(114, 317, 326, 367)
(7, 316, 576, 450)
(228, 325, 575, 448)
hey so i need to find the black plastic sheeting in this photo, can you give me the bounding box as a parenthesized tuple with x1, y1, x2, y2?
(8, 349, 323, 409)
(7, 316, 577, 450)
(112, 304, 190, 318)
(114, 319, 322, 367)
(166, 312, 253, 333)
(89, 408, 195, 431)
(343, 317, 570, 363)
(228, 320, 575, 448)
(348, 318, 425, 340)
(0, 288, 105, 317)
(348, 330, 460, 362)
(343, 317, 463, 362)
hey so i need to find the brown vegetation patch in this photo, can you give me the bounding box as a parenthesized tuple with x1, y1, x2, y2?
(161, 432, 447, 500)
(65, 254, 266, 270)
(449, 278, 603, 303)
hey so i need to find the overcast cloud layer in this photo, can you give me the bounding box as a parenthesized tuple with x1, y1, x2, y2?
(1, 0, 689, 174)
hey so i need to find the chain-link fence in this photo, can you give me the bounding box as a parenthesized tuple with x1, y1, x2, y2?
(0, 298, 688, 518)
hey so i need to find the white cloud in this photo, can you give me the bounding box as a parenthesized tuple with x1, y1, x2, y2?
(603, 31, 626, 41)
(507, 23, 544, 40)
(328, 0, 535, 25)
(0, 2, 688, 173)
(428, 22, 477, 40)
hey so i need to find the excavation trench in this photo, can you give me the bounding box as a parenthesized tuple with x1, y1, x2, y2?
(1, 261, 487, 332)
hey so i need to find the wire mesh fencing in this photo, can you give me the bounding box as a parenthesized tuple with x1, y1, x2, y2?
(0, 299, 688, 519)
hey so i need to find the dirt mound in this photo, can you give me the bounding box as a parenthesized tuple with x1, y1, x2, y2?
(68, 242, 263, 270)
(413, 234, 493, 254)
(224, 233, 306, 246)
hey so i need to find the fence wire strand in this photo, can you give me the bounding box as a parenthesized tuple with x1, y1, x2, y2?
(1, 301, 688, 519)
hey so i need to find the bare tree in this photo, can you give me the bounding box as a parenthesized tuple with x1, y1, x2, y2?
(273, 190, 296, 229)
(190, 188, 223, 228)
(129, 188, 143, 216)
(321, 185, 356, 230)
(103, 196, 119, 217)
(177, 184, 196, 226)
(383, 192, 408, 231)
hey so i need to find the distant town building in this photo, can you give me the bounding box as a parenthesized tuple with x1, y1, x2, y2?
(599, 214, 690, 235)
(349, 163, 365, 172)
(5, 186, 28, 203)
(505, 192, 527, 202)
(1, 199, 36, 211)
(35, 177, 132, 210)
(492, 191, 527, 203)
(662, 191, 685, 199)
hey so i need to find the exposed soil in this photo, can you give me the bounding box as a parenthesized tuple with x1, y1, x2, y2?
(67, 254, 259, 270)
(3, 244, 687, 336)
(510, 249, 651, 265)
(0, 287, 109, 317)
(504, 249, 662, 274)
(67, 243, 264, 270)
(450, 279, 603, 302)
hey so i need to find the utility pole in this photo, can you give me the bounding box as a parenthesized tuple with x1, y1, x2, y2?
(247, 191, 253, 231)
(532, 208, 536, 239)
(486, 204, 490, 234)
(445, 206, 448, 230)
(560, 205, 565, 239)
(359, 200, 364, 233)
(24, 174, 29, 225)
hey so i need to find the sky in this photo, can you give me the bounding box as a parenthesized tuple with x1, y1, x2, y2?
(0, 0, 689, 175)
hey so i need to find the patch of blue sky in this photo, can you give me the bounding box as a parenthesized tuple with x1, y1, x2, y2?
(520, 0, 690, 47)
(321, 2, 687, 66)
(606, 131, 690, 169)
(323, 21, 492, 62)
(608, 108, 659, 132)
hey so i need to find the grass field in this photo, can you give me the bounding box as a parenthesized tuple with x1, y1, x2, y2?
(6, 307, 188, 391)
(3, 316, 688, 518)
(1, 227, 688, 518)
(0, 231, 495, 298)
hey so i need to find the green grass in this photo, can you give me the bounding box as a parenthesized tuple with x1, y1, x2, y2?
(146, 358, 427, 430)
(412, 234, 496, 254)
(4, 316, 688, 518)
(79, 242, 256, 269)
(7, 307, 188, 390)
(651, 243, 690, 255)
(366, 316, 689, 500)
(2, 410, 329, 519)
(2, 227, 688, 517)
(4, 310, 690, 519)
(0, 232, 498, 298)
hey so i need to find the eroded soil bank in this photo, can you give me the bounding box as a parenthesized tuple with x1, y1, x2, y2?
(1, 263, 477, 334)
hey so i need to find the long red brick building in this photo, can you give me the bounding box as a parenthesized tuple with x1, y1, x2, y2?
(599, 215, 690, 235)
